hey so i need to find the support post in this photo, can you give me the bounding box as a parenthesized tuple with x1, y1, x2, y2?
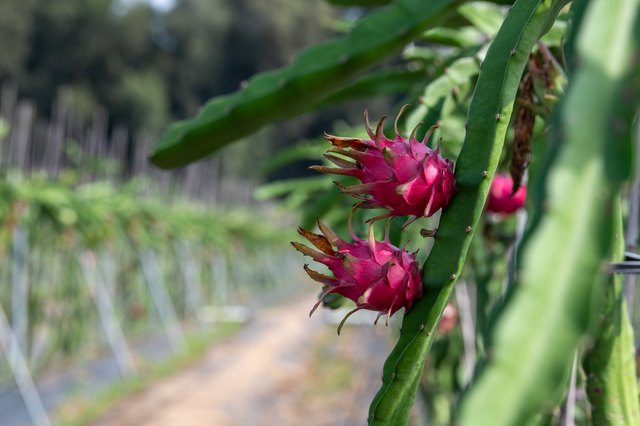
(138, 250, 187, 354)
(0, 302, 51, 426)
(78, 251, 138, 377)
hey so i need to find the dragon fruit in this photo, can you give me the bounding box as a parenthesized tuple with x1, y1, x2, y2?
(310, 107, 456, 222)
(486, 174, 527, 215)
(291, 219, 422, 334)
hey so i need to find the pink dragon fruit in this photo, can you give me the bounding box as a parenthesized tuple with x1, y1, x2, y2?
(291, 219, 422, 334)
(486, 174, 527, 215)
(310, 107, 456, 222)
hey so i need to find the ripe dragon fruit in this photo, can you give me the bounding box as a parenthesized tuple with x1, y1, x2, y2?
(486, 174, 527, 215)
(291, 220, 422, 334)
(310, 107, 456, 222)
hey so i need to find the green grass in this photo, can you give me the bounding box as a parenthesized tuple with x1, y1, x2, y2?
(55, 322, 243, 426)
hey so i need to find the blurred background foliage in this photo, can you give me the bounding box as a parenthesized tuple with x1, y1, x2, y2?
(0, 0, 391, 182)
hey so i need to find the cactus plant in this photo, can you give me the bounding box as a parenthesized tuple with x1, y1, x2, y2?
(367, 1, 568, 423)
(457, 0, 640, 424)
(584, 199, 640, 425)
(150, 0, 464, 168)
(148, 0, 640, 424)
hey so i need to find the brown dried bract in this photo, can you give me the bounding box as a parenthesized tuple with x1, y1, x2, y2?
(510, 55, 538, 194)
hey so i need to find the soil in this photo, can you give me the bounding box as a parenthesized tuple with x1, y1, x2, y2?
(88, 294, 391, 426)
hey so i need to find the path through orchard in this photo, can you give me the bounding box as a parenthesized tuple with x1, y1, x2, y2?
(88, 294, 392, 426)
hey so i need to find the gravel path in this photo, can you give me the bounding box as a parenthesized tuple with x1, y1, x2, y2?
(89, 294, 391, 426)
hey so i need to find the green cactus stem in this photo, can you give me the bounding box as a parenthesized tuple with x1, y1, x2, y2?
(150, 0, 463, 169)
(584, 198, 640, 426)
(367, 1, 569, 424)
(457, 0, 640, 424)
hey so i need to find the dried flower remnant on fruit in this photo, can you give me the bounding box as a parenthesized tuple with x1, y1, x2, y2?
(486, 174, 527, 215)
(291, 219, 422, 334)
(311, 107, 457, 223)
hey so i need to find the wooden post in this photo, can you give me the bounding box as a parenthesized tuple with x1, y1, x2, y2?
(138, 250, 187, 354)
(211, 253, 230, 305)
(43, 92, 70, 177)
(78, 251, 138, 377)
(0, 301, 51, 426)
(10, 101, 34, 172)
(0, 82, 18, 168)
(176, 242, 202, 318)
(11, 226, 29, 364)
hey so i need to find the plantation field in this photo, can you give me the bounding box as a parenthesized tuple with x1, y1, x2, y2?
(2, 0, 640, 425)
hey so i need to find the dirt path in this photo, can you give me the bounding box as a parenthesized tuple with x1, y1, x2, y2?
(89, 294, 391, 426)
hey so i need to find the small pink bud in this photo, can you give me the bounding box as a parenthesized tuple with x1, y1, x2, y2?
(291, 220, 422, 328)
(437, 303, 458, 335)
(486, 174, 527, 215)
(311, 108, 457, 221)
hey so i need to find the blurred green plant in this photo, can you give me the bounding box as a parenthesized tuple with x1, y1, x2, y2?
(0, 119, 8, 141)
(0, 174, 291, 373)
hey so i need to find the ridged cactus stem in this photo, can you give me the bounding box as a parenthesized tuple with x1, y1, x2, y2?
(150, 0, 464, 168)
(367, 1, 569, 424)
(584, 198, 640, 425)
(457, 0, 640, 424)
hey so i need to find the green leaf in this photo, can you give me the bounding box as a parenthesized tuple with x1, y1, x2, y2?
(150, 0, 464, 169)
(422, 26, 484, 47)
(405, 56, 480, 133)
(458, 1, 507, 37)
